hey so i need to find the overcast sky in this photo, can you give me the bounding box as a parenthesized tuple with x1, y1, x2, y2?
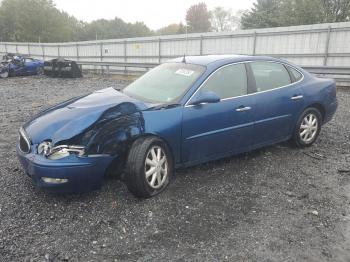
(54, 0, 255, 30)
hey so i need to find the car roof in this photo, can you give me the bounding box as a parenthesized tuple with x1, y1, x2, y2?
(169, 55, 286, 67)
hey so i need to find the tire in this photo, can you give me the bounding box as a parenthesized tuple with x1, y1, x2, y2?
(36, 67, 44, 75)
(125, 136, 173, 198)
(293, 107, 322, 147)
(0, 70, 9, 78)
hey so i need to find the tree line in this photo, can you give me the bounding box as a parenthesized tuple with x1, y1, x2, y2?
(0, 0, 349, 43)
(241, 0, 350, 29)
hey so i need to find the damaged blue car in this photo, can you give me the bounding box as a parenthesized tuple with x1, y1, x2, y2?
(1, 54, 44, 78)
(17, 55, 337, 198)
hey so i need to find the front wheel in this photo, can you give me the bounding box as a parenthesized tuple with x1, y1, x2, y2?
(0, 70, 9, 78)
(293, 107, 322, 147)
(125, 137, 173, 198)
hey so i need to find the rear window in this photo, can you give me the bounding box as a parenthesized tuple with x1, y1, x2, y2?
(288, 66, 303, 82)
(250, 62, 291, 92)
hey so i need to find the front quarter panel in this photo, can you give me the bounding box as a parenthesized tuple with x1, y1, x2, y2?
(142, 107, 183, 165)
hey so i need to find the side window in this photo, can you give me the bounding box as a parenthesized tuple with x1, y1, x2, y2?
(251, 62, 291, 92)
(201, 63, 247, 99)
(288, 66, 303, 82)
(25, 58, 34, 63)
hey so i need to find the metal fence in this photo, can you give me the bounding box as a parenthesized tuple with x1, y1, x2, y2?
(1, 21, 350, 83)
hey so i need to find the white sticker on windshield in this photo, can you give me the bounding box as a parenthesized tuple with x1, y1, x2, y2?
(175, 69, 194, 77)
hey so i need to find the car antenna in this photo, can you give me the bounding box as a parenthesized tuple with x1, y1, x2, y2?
(182, 18, 188, 63)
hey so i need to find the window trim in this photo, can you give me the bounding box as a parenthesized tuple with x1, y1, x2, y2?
(286, 64, 303, 83)
(247, 61, 305, 94)
(185, 60, 304, 107)
(124, 62, 206, 104)
(200, 62, 248, 101)
(185, 61, 249, 107)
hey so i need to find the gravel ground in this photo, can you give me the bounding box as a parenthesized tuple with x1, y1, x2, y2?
(0, 75, 349, 262)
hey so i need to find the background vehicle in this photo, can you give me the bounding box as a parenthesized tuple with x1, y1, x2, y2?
(0, 60, 9, 78)
(44, 58, 82, 78)
(16, 55, 337, 197)
(0, 54, 44, 78)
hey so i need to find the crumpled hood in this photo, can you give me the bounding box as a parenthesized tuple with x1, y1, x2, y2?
(24, 87, 149, 144)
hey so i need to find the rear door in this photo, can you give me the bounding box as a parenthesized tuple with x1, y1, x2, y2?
(181, 63, 255, 164)
(24, 58, 36, 73)
(248, 61, 305, 148)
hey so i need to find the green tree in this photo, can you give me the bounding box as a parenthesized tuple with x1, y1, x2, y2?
(241, 0, 350, 29)
(321, 0, 350, 22)
(77, 18, 152, 41)
(0, 0, 153, 42)
(177, 23, 187, 34)
(241, 0, 283, 29)
(279, 0, 324, 26)
(156, 23, 188, 35)
(186, 3, 211, 33)
(210, 7, 241, 32)
(0, 0, 81, 42)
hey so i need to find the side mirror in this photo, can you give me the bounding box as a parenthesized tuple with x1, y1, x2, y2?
(189, 91, 221, 106)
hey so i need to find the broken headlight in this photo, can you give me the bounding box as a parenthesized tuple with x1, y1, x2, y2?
(37, 141, 85, 160)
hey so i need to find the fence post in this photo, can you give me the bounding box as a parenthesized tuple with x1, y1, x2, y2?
(76, 44, 79, 61)
(41, 44, 45, 60)
(158, 38, 161, 64)
(323, 26, 331, 66)
(15, 43, 18, 54)
(57, 45, 60, 58)
(124, 40, 127, 73)
(100, 42, 104, 74)
(252, 31, 257, 55)
(100, 42, 103, 61)
(28, 43, 30, 56)
(4, 42, 7, 54)
(200, 35, 203, 55)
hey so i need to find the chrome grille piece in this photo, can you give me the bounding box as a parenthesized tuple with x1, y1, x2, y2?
(19, 127, 31, 154)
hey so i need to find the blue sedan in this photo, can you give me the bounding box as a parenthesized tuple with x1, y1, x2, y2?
(16, 55, 338, 197)
(0, 55, 44, 78)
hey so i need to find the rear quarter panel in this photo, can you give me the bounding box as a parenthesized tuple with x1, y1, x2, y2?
(301, 75, 337, 123)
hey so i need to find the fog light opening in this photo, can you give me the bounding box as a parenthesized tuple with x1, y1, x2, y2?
(41, 177, 68, 184)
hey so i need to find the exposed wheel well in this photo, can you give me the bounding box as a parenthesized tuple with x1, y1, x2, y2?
(105, 134, 174, 179)
(133, 134, 174, 160)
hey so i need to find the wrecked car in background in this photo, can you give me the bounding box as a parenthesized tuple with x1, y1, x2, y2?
(44, 58, 82, 78)
(0, 54, 44, 78)
(0, 60, 10, 78)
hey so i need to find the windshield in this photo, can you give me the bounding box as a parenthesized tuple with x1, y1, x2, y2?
(123, 63, 205, 103)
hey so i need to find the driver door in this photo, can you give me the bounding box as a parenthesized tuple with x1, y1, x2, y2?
(24, 58, 36, 73)
(181, 63, 255, 164)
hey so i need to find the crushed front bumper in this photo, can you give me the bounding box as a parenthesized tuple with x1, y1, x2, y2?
(16, 145, 114, 193)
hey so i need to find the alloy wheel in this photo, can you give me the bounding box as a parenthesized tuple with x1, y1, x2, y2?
(0, 71, 9, 78)
(299, 113, 318, 143)
(144, 146, 168, 189)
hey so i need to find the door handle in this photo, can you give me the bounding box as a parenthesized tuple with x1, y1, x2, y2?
(291, 95, 303, 100)
(236, 106, 251, 112)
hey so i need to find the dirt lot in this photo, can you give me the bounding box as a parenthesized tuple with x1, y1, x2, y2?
(0, 75, 349, 262)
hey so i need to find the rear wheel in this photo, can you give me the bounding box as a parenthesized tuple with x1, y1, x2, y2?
(36, 67, 44, 75)
(293, 107, 322, 147)
(125, 137, 173, 198)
